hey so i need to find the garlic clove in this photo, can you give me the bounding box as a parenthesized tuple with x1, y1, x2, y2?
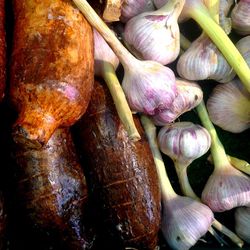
(154, 0, 168, 9)
(219, 0, 234, 34)
(162, 195, 214, 250)
(94, 29, 119, 77)
(158, 122, 211, 164)
(235, 206, 250, 243)
(121, 0, 155, 22)
(177, 34, 235, 83)
(152, 78, 203, 125)
(123, 0, 184, 65)
(201, 165, 250, 212)
(207, 79, 250, 133)
(122, 60, 177, 115)
(236, 36, 250, 67)
(231, 0, 250, 35)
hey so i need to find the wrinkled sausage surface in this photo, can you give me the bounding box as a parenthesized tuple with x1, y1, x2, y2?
(14, 128, 95, 250)
(11, 0, 94, 148)
(76, 80, 161, 250)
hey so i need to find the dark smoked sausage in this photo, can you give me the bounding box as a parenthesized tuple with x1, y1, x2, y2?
(14, 128, 95, 250)
(11, 0, 94, 148)
(0, 0, 6, 101)
(76, 80, 161, 250)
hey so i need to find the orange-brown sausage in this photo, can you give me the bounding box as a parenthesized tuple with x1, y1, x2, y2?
(11, 0, 94, 148)
(14, 128, 95, 250)
(0, 0, 6, 101)
(0, 191, 6, 250)
(76, 80, 161, 250)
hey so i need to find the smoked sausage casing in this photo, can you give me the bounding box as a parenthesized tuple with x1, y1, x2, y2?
(77, 80, 161, 250)
(0, 0, 6, 101)
(11, 0, 94, 148)
(14, 128, 95, 250)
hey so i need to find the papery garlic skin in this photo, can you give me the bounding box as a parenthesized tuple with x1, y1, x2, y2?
(162, 195, 214, 250)
(123, 4, 183, 65)
(177, 35, 235, 83)
(121, 0, 155, 22)
(122, 61, 177, 115)
(219, 0, 234, 34)
(231, 0, 250, 35)
(158, 122, 211, 163)
(153, 79, 203, 125)
(94, 29, 119, 77)
(207, 80, 250, 133)
(236, 36, 250, 67)
(154, 0, 168, 8)
(235, 207, 250, 243)
(201, 166, 250, 212)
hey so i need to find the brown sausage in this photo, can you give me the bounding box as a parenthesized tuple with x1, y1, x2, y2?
(11, 0, 94, 148)
(14, 128, 95, 250)
(0, 0, 6, 101)
(0, 191, 6, 250)
(76, 79, 161, 250)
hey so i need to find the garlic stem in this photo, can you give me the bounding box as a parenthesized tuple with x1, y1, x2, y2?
(184, 1, 250, 93)
(175, 161, 244, 247)
(73, 0, 139, 69)
(102, 62, 141, 141)
(180, 33, 191, 51)
(196, 101, 229, 170)
(203, 0, 219, 22)
(228, 156, 250, 175)
(140, 115, 177, 199)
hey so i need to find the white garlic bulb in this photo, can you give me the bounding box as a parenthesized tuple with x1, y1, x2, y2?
(201, 165, 250, 212)
(123, 0, 184, 65)
(177, 34, 235, 83)
(153, 79, 203, 125)
(121, 0, 155, 22)
(94, 29, 119, 77)
(207, 79, 250, 133)
(235, 206, 250, 243)
(154, 0, 168, 8)
(231, 0, 250, 35)
(162, 195, 214, 250)
(236, 36, 250, 67)
(158, 122, 211, 164)
(219, 0, 234, 34)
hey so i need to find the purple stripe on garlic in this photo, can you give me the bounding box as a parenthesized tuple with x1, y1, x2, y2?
(152, 78, 203, 125)
(207, 79, 250, 133)
(158, 122, 211, 164)
(235, 207, 250, 243)
(123, 0, 184, 65)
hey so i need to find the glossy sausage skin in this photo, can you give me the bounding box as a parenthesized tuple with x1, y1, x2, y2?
(14, 128, 95, 250)
(11, 0, 94, 148)
(0, 0, 6, 101)
(0, 191, 6, 250)
(77, 80, 161, 250)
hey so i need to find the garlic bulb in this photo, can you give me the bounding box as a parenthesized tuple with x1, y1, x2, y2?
(207, 79, 250, 133)
(219, 0, 234, 34)
(236, 36, 250, 67)
(235, 207, 250, 243)
(141, 115, 213, 250)
(158, 122, 211, 164)
(231, 0, 250, 35)
(124, 0, 184, 65)
(177, 34, 235, 83)
(153, 79, 203, 125)
(121, 0, 155, 22)
(154, 0, 167, 8)
(94, 29, 119, 77)
(196, 101, 250, 212)
(162, 196, 214, 250)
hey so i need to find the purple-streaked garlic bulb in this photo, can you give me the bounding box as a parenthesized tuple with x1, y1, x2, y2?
(94, 29, 119, 77)
(158, 122, 211, 164)
(236, 36, 250, 67)
(121, 0, 155, 22)
(123, 0, 184, 65)
(123, 61, 176, 114)
(177, 34, 235, 83)
(207, 80, 250, 133)
(231, 0, 250, 35)
(153, 79, 203, 126)
(162, 196, 214, 250)
(141, 115, 214, 250)
(235, 207, 250, 243)
(219, 0, 234, 34)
